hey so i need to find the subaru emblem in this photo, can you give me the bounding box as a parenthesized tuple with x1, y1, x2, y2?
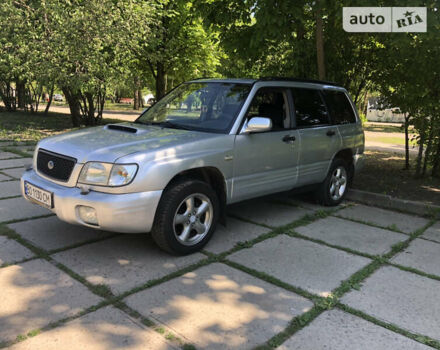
(47, 160, 54, 170)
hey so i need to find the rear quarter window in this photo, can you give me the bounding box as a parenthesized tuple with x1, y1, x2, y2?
(322, 90, 357, 124)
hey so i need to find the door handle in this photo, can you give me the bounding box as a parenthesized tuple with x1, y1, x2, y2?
(282, 135, 296, 143)
(326, 130, 336, 136)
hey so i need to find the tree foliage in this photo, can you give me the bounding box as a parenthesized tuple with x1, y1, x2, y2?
(1, 0, 440, 177)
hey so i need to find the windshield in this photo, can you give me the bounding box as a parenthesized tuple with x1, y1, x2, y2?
(136, 82, 251, 133)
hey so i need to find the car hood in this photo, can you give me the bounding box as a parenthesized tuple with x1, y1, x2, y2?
(37, 123, 222, 163)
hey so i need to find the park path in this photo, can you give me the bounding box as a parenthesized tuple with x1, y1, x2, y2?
(48, 105, 141, 122)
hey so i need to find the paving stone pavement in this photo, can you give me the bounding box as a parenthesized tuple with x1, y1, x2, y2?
(5, 145, 35, 155)
(125, 263, 313, 350)
(0, 158, 32, 170)
(52, 235, 205, 295)
(204, 217, 270, 254)
(341, 266, 440, 341)
(0, 173, 13, 181)
(268, 193, 346, 212)
(391, 238, 440, 277)
(422, 221, 440, 243)
(0, 259, 102, 343)
(1, 192, 439, 349)
(0, 152, 19, 160)
(228, 235, 371, 296)
(0, 236, 33, 265)
(296, 216, 407, 255)
(7, 306, 178, 350)
(277, 309, 432, 350)
(0, 181, 21, 198)
(9, 216, 114, 251)
(1, 167, 25, 179)
(337, 204, 429, 233)
(0, 197, 52, 222)
(228, 199, 313, 227)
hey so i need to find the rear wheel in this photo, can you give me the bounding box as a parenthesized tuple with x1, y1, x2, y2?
(316, 159, 349, 206)
(151, 179, 219, 255)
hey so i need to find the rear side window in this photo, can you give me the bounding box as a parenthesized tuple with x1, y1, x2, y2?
(322, 90, 357, 124)
(291, 88, 329, 127)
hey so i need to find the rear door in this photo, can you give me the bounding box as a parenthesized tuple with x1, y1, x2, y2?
(321, 89, 364, 153)
(291, 87, 342, 186)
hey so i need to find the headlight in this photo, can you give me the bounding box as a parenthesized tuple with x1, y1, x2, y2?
(109, 164, 138, 186)
(78, 162, 138, 186)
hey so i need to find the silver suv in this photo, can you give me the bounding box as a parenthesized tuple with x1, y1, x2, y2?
(21, 78, 364, 254)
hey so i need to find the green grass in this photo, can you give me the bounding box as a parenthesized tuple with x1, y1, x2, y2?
(0, 111, 123, 142)
(353, 151, 440, 206)
(368, 135, 416, 146)
(363, 123, 415, 134)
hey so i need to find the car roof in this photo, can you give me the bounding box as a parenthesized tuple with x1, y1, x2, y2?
(187, 78, 257, 84)
(186, 77, 345, 89)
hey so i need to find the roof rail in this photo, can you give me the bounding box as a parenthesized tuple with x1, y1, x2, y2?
(258, 76, 341, 87)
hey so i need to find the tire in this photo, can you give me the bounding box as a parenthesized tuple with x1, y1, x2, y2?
(315, 158, 350, 206)
(151, 179, 219, 255)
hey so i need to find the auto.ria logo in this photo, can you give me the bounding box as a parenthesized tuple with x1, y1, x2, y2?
(343, 7, 427, 32)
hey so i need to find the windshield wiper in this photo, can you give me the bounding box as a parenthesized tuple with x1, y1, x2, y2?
(153, 121, 193, 131)
(134, 120, 192, 130)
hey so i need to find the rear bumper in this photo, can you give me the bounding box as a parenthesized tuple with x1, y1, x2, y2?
(21, 169, 162, 233)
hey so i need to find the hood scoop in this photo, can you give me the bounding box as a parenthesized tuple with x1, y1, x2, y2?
(106, 124, 138, 133)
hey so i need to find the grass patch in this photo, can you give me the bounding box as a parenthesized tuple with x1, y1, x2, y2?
(368, 135, 414, 146)
(0, 146, 33, 158)
(353, 151, 440, 206)
(0, 111, 123, 142)
(363, 123, 415, 134)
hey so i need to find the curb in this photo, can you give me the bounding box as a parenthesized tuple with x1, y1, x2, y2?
(346, 189, 440, 218)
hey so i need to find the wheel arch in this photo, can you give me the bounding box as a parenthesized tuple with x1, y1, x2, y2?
(332, 148, 355, 183)
(163, 166, 228, 224)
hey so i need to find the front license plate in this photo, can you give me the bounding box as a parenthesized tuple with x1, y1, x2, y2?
(24, 181, 53, 209)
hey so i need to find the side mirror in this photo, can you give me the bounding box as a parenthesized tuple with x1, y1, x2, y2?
(241, 117, 272, 134)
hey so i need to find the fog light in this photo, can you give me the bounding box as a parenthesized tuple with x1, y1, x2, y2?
(78, 206, 98, 226)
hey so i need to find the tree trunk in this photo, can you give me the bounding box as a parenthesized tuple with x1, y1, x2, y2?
(62, 87, 82, 127)
(85, 92, 96, 125)
(133, 76, 140, 110)
(432, 135, 440, 177)
(138, 89, 143, 108)
(0, 82, 16, 111)
(415, 117, 426, 178)
(155, 63, 167, 100)
(44, 84, 55, 115)
(404, 113, 410, 170)
(16, 80, 26, 109)
(422, 118, 434, 176)
(315, 0, 326, 80)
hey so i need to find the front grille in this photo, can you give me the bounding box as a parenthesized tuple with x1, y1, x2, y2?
(37, 149, 76, 182)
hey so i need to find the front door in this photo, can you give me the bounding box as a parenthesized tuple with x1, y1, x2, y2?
(231, 87, 300, 202)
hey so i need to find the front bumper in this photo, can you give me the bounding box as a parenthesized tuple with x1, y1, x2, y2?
(21, 169, 162, 233)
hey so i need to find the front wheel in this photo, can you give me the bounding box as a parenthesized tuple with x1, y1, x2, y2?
(151, 179, 219, 255)
(315, 159, 350, 206)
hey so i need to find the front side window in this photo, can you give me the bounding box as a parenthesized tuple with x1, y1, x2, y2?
(136, 82, 251, 133)
(246, 88, 290, 130)
(291, 88, 329, 127)
(322, 90, 357, 124)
